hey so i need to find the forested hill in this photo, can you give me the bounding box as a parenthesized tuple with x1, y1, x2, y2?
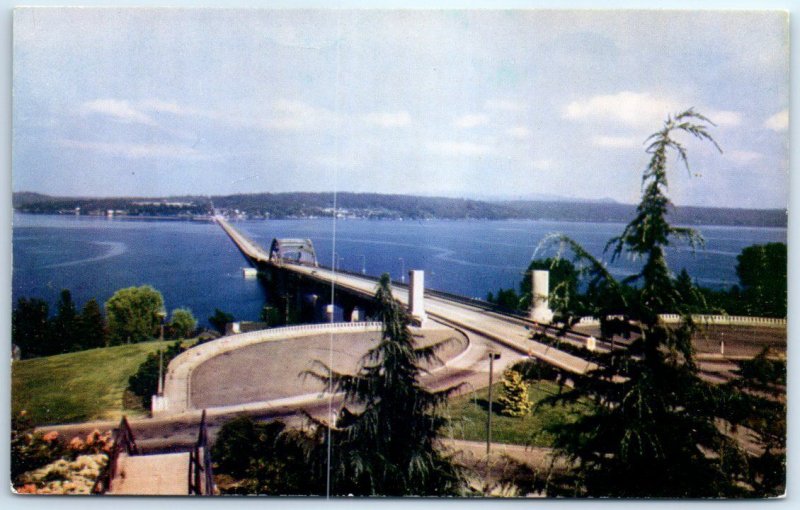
(12, 191, 787, 228)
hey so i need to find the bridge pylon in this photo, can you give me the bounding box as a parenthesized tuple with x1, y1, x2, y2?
(529, 270, 554, 324)
(408, 269, 429, 326)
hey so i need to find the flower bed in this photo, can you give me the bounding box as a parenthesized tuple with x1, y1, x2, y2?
(12, 412, 114, 495)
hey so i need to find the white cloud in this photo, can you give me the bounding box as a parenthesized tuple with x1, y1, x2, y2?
(709, 110, 742, 128)
(453, 114, 489, 129)
(261, 99, 340, 131)
(506, 126, 532, 140)
(132, 98, 336, 132)
(564, 92, 744, 132)
(485, 99, 527, 112)
(81, 99, 155, 126)
(138, 99, 190, 115)
(764, 109, 788, 132)
(563, 91, 678, 128)
(362, 111, 412, 128)
(724, 149, 763, 165)
(591, 135, 640, 149)
(57, 138, 210, 161)
(426, 141, 495, 157)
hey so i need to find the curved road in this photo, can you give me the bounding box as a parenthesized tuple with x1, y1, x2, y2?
(216, 216, 599, 377)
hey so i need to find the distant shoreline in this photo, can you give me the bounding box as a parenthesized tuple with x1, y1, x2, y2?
(12, 191, 787, 229)
(12, 211, 788, 232)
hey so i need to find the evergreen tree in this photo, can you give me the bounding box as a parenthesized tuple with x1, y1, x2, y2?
(674, 268, 707, 314)
(723, 348, 786, 497)
(305, 273, 466, 496)
(209, 308, 234, 334)
(542, 110, 753, 497)
(78, 298, 108, 349)
(497, 368, 531, 417)
(11, 298, 51, 358)
(51, 289, 79, 353)
(735, 242, 787, 317)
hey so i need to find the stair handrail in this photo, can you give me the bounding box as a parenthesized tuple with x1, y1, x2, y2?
(188, 409, 215, 495)
(91, 415, 140, 494)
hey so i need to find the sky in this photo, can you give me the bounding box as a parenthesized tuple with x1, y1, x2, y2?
(12, 8, 790, 208)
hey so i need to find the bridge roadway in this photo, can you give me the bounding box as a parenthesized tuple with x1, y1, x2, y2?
(216, 216, 599, 376)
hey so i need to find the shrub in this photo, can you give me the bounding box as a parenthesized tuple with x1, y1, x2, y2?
(128, 340, 186, 410)
(497, 369, 532, 417)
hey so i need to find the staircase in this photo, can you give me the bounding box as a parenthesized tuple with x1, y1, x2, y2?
(93, 411, 215, 496)
(108, 452, 192, 495)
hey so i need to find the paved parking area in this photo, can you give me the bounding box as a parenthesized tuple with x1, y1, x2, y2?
(190, 327, 467, 409)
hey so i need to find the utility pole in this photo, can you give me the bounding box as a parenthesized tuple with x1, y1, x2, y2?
(157, 349, 164, 395)
(486, 351, 501, 455)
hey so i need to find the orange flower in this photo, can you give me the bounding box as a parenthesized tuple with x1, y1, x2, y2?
(85, 429, 101, 446)
(68, 437, 85, 451)
(16, 484, 38, 494)
(42, 431, 59, 442)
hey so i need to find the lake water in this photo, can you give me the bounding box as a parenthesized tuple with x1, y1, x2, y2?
(12, 213, 787, 326)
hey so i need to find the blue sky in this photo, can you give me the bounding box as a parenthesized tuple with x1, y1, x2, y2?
(12, 8, 789, 208)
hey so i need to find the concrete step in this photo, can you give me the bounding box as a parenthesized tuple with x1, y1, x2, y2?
(108, 452, 191, 495)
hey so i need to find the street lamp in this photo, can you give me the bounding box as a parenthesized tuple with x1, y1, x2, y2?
(156, 310, 167, 396)
(486, 351, 501, 455)
(359, 254, 366, 275)
(157, 310, 167, 341)
(399, 257, 405, 283)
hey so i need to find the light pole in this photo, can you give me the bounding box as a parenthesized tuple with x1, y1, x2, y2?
(157, 310, 167, 341)
(156, 310, 166, 396)
(486, 351, 501, 455)
(399, 257, 405, 283)
(359, 255, 366, 274)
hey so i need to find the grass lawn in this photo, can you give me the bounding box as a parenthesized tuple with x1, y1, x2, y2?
(12, 339, 186, 426)
(442, 380, 588, 447)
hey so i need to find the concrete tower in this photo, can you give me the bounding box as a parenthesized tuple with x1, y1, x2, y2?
(408, 269, 428, 326)
(529, 269, 554, 324)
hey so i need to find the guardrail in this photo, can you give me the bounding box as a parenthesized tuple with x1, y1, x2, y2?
(308, 263, 527, 319)
(578, 314, 786, 328)
(215, 216, 270, 262)
(188, 410, 215, 496)
(91, 416, 139, 494)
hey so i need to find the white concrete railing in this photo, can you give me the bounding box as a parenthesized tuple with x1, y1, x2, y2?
(157, 322, 382, 416)
(577, 314, 786, 328)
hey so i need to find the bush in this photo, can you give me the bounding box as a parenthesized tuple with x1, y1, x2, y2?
(211, 416, 320, 495)
(11, 411, 64, 481)
(511, 359, 561, 382)
(168, 308, 197, 339)
(128, 340, 186, 410)
(497, 369, 532, 417)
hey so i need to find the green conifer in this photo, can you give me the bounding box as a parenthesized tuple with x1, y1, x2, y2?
(498, 369, 531, 417)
